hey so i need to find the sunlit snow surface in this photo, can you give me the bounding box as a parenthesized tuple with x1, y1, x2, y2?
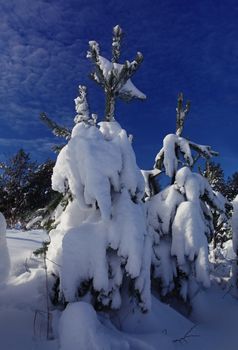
(1, 229, 238, 349)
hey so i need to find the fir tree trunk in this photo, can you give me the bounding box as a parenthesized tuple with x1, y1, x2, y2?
(105, 91, 116, 122)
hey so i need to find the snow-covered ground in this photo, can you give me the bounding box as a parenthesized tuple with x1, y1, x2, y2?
(1, 229, 238, 350)
(0, 229, 58, 350)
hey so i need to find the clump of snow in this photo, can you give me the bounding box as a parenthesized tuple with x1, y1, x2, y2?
(59, 300, 177, 350)
(175, 167, 225, 212)
(155, 134, 193, 178)
(148, 185, 184, 236)
(52, 122, 144, 220)
(154, 133, 218, 179)
(0, 212, 10, 283)
(171, 201, 210, 288)
(74, 85, 90, 123)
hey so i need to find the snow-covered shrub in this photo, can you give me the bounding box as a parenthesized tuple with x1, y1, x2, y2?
(0, 212, 10, 282)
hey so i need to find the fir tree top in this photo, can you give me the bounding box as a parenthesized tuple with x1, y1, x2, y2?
(87, 25, 146, 122)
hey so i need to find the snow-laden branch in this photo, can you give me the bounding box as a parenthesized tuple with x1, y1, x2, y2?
(87, 25, 146, 122)
(40, 113, 71, 140)
(154, 134, 218, 179)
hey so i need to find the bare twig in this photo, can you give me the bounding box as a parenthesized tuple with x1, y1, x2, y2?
(45, 257, 62, 268)
(222, 284, 234, 299)
(23, 258, 31, 273)
(173, 325, 199, 344)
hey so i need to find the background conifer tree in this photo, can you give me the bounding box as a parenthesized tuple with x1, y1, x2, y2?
(146, 94, 227, 308)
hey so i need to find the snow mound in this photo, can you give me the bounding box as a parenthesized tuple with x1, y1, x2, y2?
(162, 134, 193, 178)
(59, 302, 130, 350)
(60, 300, 175, 350)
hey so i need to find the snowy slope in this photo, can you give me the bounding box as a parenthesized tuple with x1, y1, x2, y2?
(1, 230, 238, 350)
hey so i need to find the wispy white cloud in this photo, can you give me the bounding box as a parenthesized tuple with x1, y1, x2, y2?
(0, 0, 237, 174)
(0, 136, 57, 162)
(0, 0, 97, 136)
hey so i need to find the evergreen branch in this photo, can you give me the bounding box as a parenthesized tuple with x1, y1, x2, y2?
(113, 60, 130, 92)
(154, 140, 218, 171)
(176, 92, 190, 136)
(189, 141, 219, 158)
(87, 26, 145, 121)
(87, 41, 109, 89)
(74, 85, 90, 123)
(154, 149, 164, 171)
(128, 52, 144, 80)
(51, 144, 65, 153)
(0, 162, 7, 169)
(115, 53, 144, 93)
(112, 25, 123, 63)
(40, 113, 71, 140)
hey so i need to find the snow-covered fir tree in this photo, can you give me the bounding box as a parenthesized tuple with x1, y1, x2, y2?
(203, 161, 232, 248)
(204, 161, 226, 195)
(146, 93, 227, 305)
(46, 25, 151, 312)
(226, 172, 238, 201)
(87, 24, 146, 122)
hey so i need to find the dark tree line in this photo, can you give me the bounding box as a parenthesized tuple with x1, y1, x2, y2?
(204, 161, 238, 201)
(0, 149, 57, 228)
(0, 148, 236, 229)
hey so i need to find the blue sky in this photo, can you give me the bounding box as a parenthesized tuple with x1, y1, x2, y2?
(0, 0, 238, 175)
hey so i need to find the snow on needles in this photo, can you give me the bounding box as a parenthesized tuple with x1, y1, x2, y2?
(148, 167, 226, 298)
(155, 134, 193, 178)
(97, 56, 146, 100)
